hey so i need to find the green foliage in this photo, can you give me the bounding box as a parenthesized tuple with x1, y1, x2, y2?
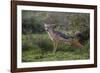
(22, 34, 90, 62)
(22, 10, 90, 62)
(22, 11, 45, 34)
(22, 10, 90, 37)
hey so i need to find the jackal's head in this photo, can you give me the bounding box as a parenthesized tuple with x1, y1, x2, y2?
(44, 24, 55, 31)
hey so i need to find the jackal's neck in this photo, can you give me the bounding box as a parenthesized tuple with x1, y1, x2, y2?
(46, 28, 54, 41)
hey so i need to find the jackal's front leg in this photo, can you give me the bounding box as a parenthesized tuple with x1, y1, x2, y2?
(53, 42, 58, 53)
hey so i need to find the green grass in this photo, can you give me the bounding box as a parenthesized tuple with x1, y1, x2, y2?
(22, 34, 90, 62)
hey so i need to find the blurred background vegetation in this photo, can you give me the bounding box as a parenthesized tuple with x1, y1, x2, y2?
(22, 10, 90, 62)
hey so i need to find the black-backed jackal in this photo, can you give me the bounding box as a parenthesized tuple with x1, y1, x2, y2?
(44, 24, 83, 53)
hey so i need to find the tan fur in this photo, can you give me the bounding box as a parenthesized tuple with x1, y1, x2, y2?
(44, 24, 83, 53)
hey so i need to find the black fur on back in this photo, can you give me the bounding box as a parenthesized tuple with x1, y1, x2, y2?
(54, 31, 73, 39)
